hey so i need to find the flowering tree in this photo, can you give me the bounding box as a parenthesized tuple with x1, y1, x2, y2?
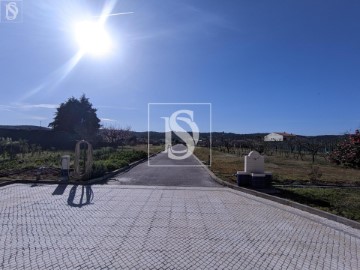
(328, 130, 360, 168)
(101, 126, 132, 148)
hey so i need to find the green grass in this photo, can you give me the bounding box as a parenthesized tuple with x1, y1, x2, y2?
(0, 151, 73, 171)
(128, 144, 164, 155)
(91, 147, 147, 178)
(0, 150, 72, 181)
(0, 147, 148, 180)
(276, 187, 360, 222)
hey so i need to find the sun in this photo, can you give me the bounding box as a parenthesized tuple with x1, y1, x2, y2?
(74, 21, 112, 56)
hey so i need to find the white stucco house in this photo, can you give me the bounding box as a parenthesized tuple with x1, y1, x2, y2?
(264, 132, 296, 142)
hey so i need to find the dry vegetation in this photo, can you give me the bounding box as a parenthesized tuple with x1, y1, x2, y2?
(129, 144, 164, 155)
(194, 147, 360, 186)
(194, 146, 360, 222)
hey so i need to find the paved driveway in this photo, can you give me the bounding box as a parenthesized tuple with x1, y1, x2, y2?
(110, 145, 220, 187)
(1, 184, 359, 269)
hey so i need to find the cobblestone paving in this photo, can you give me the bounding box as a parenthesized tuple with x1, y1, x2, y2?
(1, 184, 360, 269)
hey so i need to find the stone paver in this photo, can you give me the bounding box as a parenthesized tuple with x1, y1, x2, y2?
(1, 184, 360, 269)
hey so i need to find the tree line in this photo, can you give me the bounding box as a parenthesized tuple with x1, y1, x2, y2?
(1, 94, 358, 169)
(208, 132, 360, 168)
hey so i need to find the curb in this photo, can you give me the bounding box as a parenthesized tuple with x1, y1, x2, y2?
(197, 156, 360, 230)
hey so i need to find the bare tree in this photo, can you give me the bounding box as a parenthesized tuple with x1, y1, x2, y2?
(285, 139, 296, 155)
(294, 138, 305, 161)
(101, 125, 132, 148)
(304, 138, 323, 163)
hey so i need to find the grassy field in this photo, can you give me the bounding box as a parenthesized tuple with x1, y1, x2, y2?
(194, 146, 360, 222)
(194, 147, 239, 185)
(0, 150, 73, 181)
(194, 147, 360, 186)
(0, 145, 152, 181)
(277, 187, 360, 222)
(129, 144, 164, 155)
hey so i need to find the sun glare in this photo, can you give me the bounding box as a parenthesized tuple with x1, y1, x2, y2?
(74, 21, 112, 56)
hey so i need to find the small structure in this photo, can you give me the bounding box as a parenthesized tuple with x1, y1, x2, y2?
(264, 132, 296, 142)
(245, 151, 264, 173)
(74, 140, 93, 180)
(61, 155, 70, 179)
(237, 151, 272, 188)
(36, 167, 44, 181)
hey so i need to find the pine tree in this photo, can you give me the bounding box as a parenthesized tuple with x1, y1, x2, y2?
(49, 95, 101, 140)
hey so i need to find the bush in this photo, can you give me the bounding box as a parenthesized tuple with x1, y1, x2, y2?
(93, 147, 116, 159)
(93, 147, 146, 162)
(329, 130, 360, 168)
(111, 150, 147, 163)
(91, 159, 129, 178)
(91, 161, 108, 178)
(90, 149, 147, 178)
(308, 166, 322, 182)
(104, 159, 128, 171)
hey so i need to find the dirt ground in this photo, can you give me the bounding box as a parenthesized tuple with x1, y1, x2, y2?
(0, 167, 61, 181)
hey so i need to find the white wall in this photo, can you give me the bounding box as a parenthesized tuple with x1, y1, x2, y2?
(264, 133, 284, 141)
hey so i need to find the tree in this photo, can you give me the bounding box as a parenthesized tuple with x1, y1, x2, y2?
(48, 95, 100, 140)
(101, 126, 132, 148)
(329, 130, 360, 168)
(304, 138, 323, 163)
(294, 138, 306, 161)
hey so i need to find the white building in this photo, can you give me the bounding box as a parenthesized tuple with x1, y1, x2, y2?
(264, 132, 296, 142)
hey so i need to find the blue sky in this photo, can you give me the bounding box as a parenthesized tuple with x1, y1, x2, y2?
(0, 0, 359, 135)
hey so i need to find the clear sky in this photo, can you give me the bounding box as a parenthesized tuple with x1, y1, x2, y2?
(0, 0, 359, 135)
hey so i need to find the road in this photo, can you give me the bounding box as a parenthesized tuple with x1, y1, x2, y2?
(1, 145, 360, 269)
(0, 184, 359, 269)
(109, 144, 220, 187)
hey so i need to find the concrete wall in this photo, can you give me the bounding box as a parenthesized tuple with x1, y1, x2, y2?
(264, 133, 284, 141)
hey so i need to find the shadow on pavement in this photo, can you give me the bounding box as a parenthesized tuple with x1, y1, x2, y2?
(52, 184, 68, 195)
(67, 185, 94, 207)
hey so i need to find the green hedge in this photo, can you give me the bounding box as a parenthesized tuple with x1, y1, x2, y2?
(91, 149, 147, 178)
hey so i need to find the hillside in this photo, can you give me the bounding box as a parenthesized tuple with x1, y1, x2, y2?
(0, 125, 50, 131)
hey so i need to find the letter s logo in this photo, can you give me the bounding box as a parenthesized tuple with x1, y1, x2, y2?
(5, 2, 19, 21)
(162, 110, 199, 160)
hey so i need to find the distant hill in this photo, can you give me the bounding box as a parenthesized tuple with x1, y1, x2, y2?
(0, 125, 346, 148)
(135, 131, 345, 142)
(0, 125, 346, 140)
(0, 125, 77, 149)
(0, 125, 50, 131)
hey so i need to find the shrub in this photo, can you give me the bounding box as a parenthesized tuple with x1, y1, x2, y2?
(91, 159, 129, 178)
(329, 130, 360, 168)
(104, 159, 128, 171)
(91, 161, 108, 178)
(93, 147, 116, 159)
(90, 149, 147, 178)
(308, 166, 322, 182)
